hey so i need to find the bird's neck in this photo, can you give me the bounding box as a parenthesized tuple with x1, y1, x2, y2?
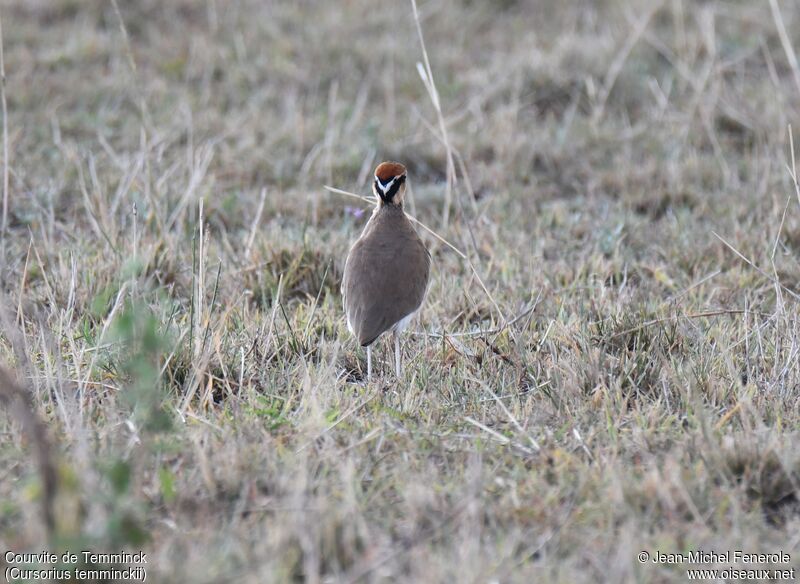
(364, 202, 405, 234)
(377, 201, 403, 211)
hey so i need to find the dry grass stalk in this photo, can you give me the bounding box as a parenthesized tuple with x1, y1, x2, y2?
(0, 366, 57, 533)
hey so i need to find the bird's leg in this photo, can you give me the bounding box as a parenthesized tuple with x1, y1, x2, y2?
(366, 345, 372, 381)
(394, 330, 401, 378)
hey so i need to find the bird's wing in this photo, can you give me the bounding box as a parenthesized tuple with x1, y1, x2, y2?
(343, 228, 430, 346)
(343, 218, 430, 346)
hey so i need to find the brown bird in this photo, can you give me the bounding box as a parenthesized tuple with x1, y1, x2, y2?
(342, 161, 431, 379)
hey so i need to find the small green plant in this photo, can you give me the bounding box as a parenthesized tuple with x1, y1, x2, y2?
(110, 299, 173, 433)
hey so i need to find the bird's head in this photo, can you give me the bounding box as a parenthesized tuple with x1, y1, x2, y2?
(373, 161, 407, 206)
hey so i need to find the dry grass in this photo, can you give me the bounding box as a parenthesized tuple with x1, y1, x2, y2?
(2, 0, 800, 582)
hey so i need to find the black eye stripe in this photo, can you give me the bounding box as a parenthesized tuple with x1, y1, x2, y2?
(381, 175, 406, 203)
(375, 174, 406, 203)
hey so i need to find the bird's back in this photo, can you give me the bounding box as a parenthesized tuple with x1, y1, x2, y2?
(343, 207, 430, 347)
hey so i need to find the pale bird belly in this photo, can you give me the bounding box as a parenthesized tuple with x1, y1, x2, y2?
(391, 311, 416, 334)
